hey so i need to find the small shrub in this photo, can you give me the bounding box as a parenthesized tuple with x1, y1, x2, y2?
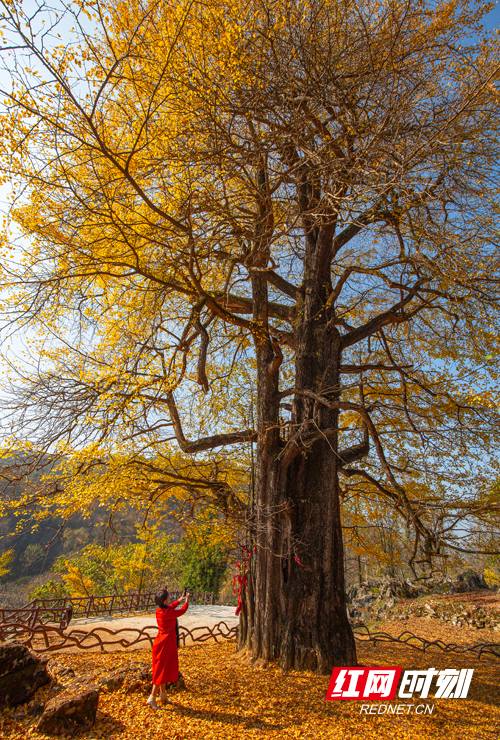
(28, 580, 70, 601)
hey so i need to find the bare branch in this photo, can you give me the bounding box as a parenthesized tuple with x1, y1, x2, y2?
(166, 392, 256, 452)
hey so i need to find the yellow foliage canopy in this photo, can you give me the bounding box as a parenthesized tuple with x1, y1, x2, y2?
(0, 0, 500, 583)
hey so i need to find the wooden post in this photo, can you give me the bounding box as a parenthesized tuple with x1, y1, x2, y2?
(29, 608, 39, 629)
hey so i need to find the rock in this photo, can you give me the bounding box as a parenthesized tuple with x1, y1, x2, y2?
(164, 671, 186, 693)
(350, 618, 365, 628)
(346, 586, 358, 604)
(0, 642, 50, 708)
(51, 666, 75, 681)
(100, 663, 185, 695)
(28, 699, 44, 717)
(48, 683, 65, 697)
(37, 677, 99, 736)
(383, 579, 420, 599)
(457, 570, 489, 591)
(98, 661, 152, 693)
(352, 588, 375, 608)
(98, 671, 128, 692)
(0, 641, 38, 678)
(403, 579, 421, 598)
(47, 659, 78, 681)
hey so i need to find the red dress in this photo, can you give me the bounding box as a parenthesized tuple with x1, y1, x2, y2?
(152, 600, 188, 685)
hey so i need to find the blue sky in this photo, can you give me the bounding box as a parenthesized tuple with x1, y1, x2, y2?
(1, 0, 500, 387)
(486, 2, 500, 29)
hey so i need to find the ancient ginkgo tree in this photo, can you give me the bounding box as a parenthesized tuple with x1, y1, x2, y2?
(1, 0, 500, 672)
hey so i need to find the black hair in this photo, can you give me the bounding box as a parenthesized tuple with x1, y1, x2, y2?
(154, 589, 169, 608)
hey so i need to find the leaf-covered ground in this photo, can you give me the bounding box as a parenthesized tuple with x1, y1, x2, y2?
(1, 621, 500, 740)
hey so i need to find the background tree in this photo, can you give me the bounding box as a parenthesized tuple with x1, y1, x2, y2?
(0, 549, 14, 579)
(48, 531, 183, 596)
(179, 514, 232, 598)
(20, 542, 44, 575)
(1, 0, 500, 672)
(29, 579, 70, 601)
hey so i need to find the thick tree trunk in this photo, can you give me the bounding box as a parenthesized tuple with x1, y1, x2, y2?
(250, 222, 357, 672)
(237, 558, 255, 651)
(251, 363, 356, 670)
(278, 436, 356, 671)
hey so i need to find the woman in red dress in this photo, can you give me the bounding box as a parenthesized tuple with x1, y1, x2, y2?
(147, 588, 189, 709)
